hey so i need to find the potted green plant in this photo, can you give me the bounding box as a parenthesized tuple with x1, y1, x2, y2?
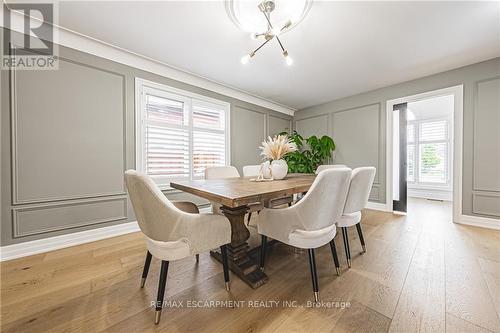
(278, 131, 336, 173)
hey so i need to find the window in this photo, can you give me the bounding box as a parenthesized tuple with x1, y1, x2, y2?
(407, 119, 450, 186)
(136, 79, 230, 187)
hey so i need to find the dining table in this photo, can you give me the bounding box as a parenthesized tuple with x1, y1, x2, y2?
(170, 173, 316, 289)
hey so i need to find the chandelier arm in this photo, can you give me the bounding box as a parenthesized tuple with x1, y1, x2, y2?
(275, 35, 286, 52)
(261, 9, 274, 29)
(252, 37, 273, 54)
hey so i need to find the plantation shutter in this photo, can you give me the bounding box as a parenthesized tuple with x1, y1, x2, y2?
(418, 120, 448, 183)
(192, 100, 227, 178)
(144, 93, 190, 180)
(139, 82, 229, 185)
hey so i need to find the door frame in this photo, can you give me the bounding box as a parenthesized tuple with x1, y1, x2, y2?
(385, 85, 463, 223)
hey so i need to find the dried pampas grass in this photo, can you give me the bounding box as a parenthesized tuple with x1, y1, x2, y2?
(259, 135, 297, 161)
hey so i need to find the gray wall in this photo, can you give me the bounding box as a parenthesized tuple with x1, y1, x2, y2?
(295, 57, 500, 218)
(0, 32, 291, 246)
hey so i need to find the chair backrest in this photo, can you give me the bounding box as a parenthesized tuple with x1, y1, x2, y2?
(205, 166, 240, 179)
(293, 168, 351, 231)
(242, 165, 261, 177)
(343, 167, 376, 214)
(315, 164, 348, 174)
(124, 170, 186, 241)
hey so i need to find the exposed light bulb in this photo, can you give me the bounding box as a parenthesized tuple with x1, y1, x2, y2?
(250, 33, 258, 40)
(283, 50, 293, 66)
(241, 54, 251, 64)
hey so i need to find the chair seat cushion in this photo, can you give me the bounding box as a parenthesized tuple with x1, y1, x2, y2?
(336, 211, 361, 227)
(146, 236, 191, 261)
(288, 224, 337, 249)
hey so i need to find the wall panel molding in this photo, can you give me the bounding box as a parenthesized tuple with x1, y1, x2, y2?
(472, 191, 500, 217)
(332, 103, 381, 184)
(472, 76, 500, 193)
(12, 196, 128, 238)
(10, 55, 127, 205)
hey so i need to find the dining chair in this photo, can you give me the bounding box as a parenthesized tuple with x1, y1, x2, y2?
(257, 168, 352, 302)
(242, 164, 261, 177)
(241, 164, 294, 226)
(124, 170, 231, 324)
(315, 164, 348, 174)
(206, 166, 263, 222)
(337, 167, 376, 268)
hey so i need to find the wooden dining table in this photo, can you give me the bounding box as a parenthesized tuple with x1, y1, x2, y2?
(170, 173, 316, 289)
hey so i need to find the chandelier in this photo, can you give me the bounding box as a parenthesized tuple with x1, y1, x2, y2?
(226, 0, 313, 66)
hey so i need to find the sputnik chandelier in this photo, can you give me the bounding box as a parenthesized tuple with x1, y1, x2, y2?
(226, 0, 313, 66)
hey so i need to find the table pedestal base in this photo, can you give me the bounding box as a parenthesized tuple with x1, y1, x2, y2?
(210, 205, 269, 289)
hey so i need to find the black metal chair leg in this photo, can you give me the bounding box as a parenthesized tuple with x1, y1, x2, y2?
(260, 235, 267, 271)
(195, 253, 200, 262)
(356, 223, 366, 253)
(342, 227, 352, 268)
(307, 248, 319, 302)
(155, 260, 169, 324)
(329, 239, 341, 276)
(141, 251, 152, 288)
(221, 245, 230, 291)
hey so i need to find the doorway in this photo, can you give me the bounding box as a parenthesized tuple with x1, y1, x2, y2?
(386, 85, 463, 222)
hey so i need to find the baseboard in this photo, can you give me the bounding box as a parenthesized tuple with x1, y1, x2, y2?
(366, 202, 390, 212)
(0, 221, 140, 262)
(408, 188, 452, 201)
(458, 214, 500, 230)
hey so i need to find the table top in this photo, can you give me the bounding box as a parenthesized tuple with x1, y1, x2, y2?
(170, 173, 316, 208)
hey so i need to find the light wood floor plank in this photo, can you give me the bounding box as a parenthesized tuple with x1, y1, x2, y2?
(2, 198, 499, 333)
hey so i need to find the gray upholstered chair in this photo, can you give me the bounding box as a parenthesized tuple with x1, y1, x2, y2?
(337, 167, 376, 268)
(257, 168, 352, 302)
(315, 164, 348, 174)
(205, 166, 263, 223)
(242, 164, 261, 177)
(124, 170, 231, 324)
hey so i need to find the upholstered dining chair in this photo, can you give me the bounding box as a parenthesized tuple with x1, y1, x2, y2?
(337, 167, 376, 268)
(205, 166, 264, 224)
(242, 164, 261, 177)
(315, 164, 348, 174)
(257, 168, 352, 302)
(124, 170, 231, 324)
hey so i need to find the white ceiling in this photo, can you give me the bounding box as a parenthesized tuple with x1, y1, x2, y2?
(57, 1, 500, 110)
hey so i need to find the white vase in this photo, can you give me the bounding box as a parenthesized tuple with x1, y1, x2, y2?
(271, 159, 288, 180)
(261, 161, 272, 179)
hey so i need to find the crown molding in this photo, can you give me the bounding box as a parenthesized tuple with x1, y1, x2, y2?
(4, 9, 296, 116)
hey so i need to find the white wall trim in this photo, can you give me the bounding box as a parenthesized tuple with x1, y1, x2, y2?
(6, 9, 296, 116)
(0, 222, 140, 262)
(386, 85, 464, 224)
(459, 214, 500, 230)
(0, 206, 212, 261)
(366, 202, 391, 212)
(408, 188, 452, 201)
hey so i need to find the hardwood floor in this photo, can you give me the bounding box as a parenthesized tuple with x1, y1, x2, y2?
(1, 198, 499, 332)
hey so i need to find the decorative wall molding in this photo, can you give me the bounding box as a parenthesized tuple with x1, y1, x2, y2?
(12, 196, 128, 238)
(366, 201, 391, 212)
(408, 188, 453, 201)
(0, 206, 212, 261)
(472, 192, 500, 217)
(458, 214, 500, 230)
(472, 76, 500, 193)
(0, 221, 140, 262)
(7, 10, 296, 116)
(10, 55, 128, 205)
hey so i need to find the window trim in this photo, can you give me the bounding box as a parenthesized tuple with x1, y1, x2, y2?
(407, 116, 452, 190)
(135, 78, 231, 189)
